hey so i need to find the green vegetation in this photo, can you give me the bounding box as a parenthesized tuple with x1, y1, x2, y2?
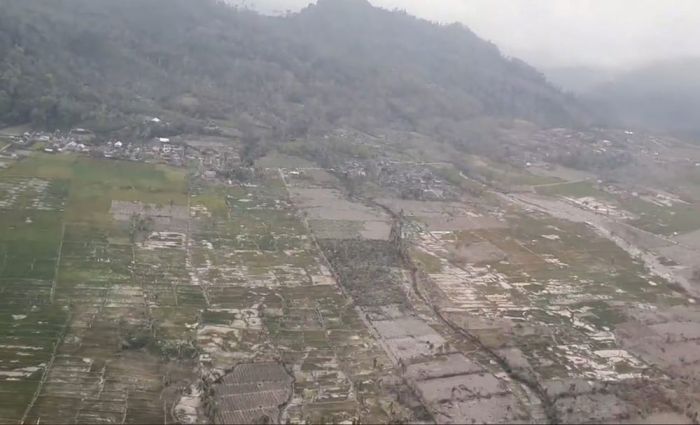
(622, 198, 700, 235)
(0, 0, 582, 150)
(1, 154, 187, 224)
(465, 155, 562, 187)
(0, 153, 193, 422)
(411, 248, 444, 274)
(430, 164, 487, 196)
(535, 180, 606, 198)
(536, 180, 700, 235)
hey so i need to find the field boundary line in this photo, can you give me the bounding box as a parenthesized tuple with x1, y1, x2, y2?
(20, 312, 71, 424)
(50, 223, 66, 303)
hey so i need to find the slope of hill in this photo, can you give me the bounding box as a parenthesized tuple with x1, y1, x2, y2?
(582, 58, 700, 139)
(0, 0, 584, 141)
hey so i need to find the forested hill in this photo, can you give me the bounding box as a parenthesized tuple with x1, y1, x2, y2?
(0, 0, 585, 138)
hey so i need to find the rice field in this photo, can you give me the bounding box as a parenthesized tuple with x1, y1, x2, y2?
(0, 154, 406, 424)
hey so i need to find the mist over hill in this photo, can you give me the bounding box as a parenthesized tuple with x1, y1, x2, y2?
(546, 58, 700, 140)
(0, 0, 584, 144)
(544, 66, 616, 95)
(583, 58, 700, 140)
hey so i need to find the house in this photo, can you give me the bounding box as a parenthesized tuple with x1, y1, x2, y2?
(70, 128, 96, 143)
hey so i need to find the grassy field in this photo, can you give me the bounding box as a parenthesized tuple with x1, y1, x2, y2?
(0, 154, 192, 423)
(0, 124, 32, 137)
(536, 180, 700, 236)
(623, 197, 700, 235)
(535, 180, 612, 199)
(465, 154, 562, 187)
(0, 153, 399, 424)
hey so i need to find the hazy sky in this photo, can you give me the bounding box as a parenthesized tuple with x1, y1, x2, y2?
(233, 0, 700, 69)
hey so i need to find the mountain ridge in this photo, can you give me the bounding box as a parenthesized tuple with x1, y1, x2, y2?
(0, 0, 586, 144)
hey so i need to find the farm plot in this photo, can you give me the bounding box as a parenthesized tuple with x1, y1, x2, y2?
(536, 180, 700, 236)
(282, 167, 543, 423)
(2, 153, 585, 424)
(464, 154, 562, 188)
(0, 174, 68, 422)
(283, 169, 392, 240)
(358, 288, 537, 423)
(185, 172, 416, 424)
(212, 362, 293, 424)
(0, 177, 67, 211)
(320, 239, 408, 308)
(376, 197, 507, 232)
(410, 205, 694, 422)
(0, 154, 196, 424)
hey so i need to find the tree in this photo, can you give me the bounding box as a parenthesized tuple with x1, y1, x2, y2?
(692, 268, 700, 283)
(0, 0, 583, 138)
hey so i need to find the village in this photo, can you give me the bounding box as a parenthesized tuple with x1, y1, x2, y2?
(0, 120, 243, 181)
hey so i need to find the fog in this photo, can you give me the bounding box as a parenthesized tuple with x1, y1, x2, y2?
(232, 0, 700, 69)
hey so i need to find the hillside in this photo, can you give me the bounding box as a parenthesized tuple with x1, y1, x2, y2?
(0, 0, 584, 142)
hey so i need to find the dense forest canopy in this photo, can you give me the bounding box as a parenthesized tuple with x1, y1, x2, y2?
(0, 0, 586, 142)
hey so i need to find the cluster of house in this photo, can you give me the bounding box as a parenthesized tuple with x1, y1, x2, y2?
(10, 128, 95, 154)
(3, 117, 248, 185)
(339, 159, 457, 201)
(100, 136, 186, 167)
(378, 162, 454, 200)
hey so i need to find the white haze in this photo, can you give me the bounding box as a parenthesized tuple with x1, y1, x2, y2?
(230, 0, 700, 70)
